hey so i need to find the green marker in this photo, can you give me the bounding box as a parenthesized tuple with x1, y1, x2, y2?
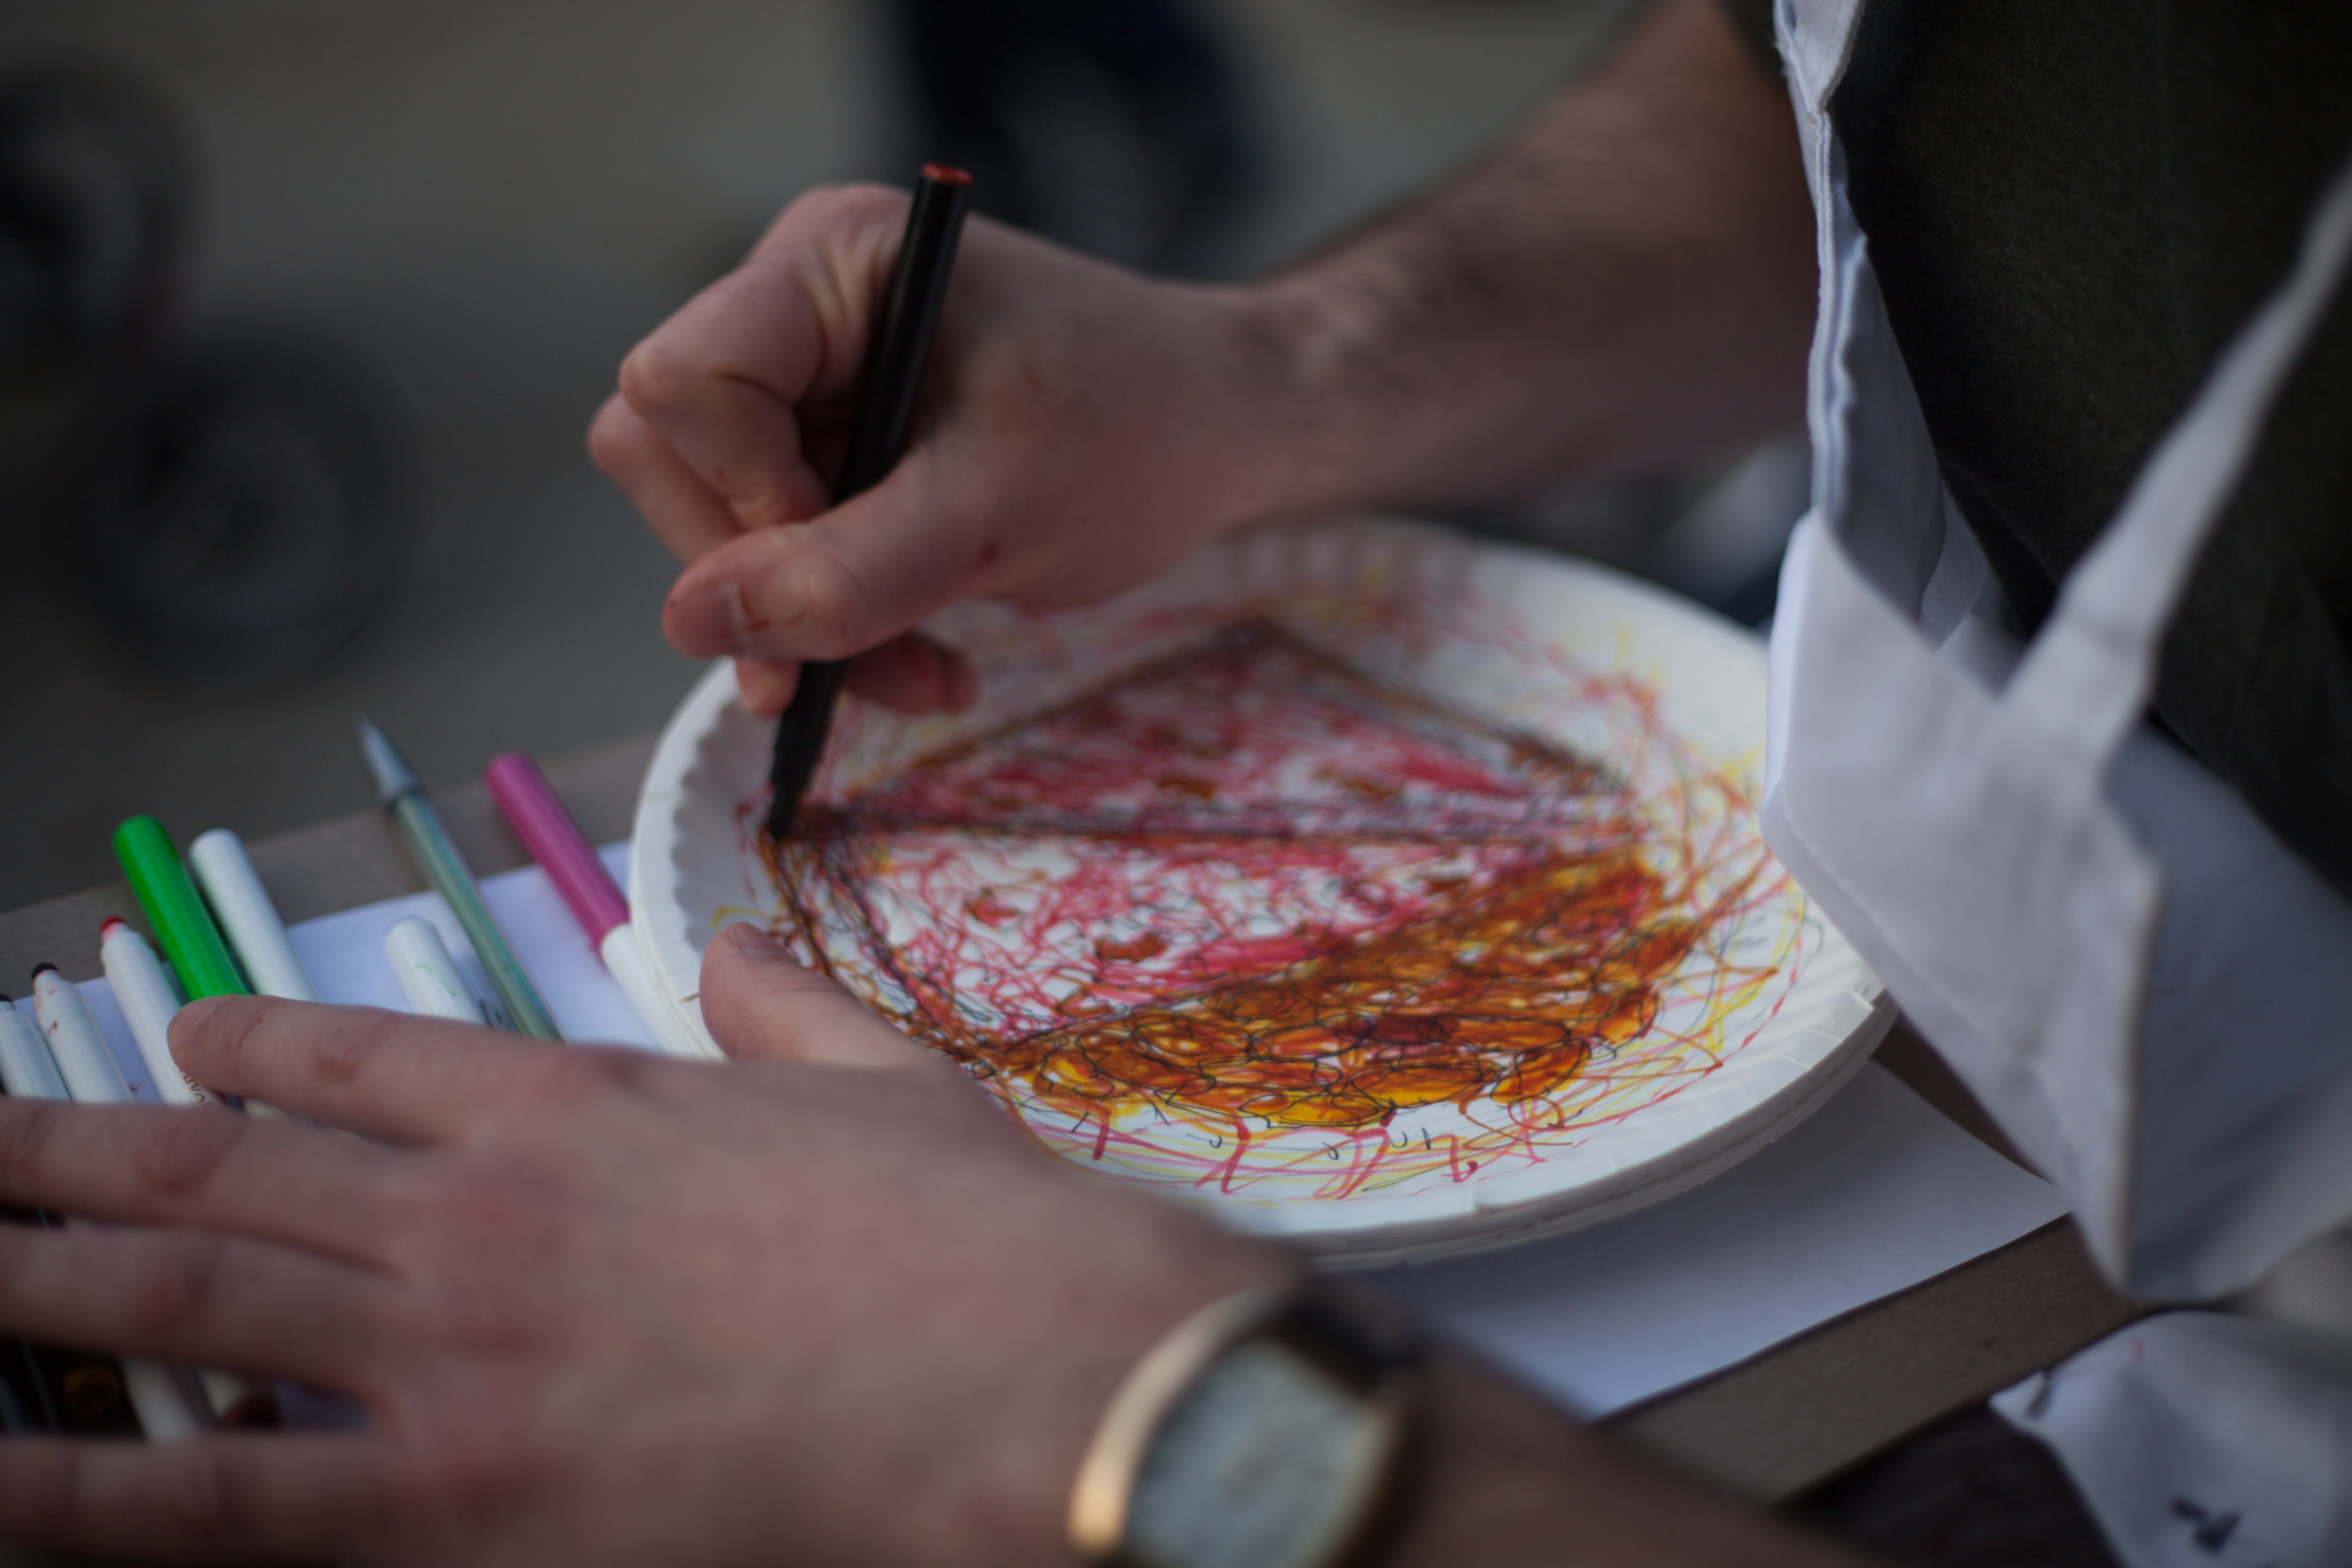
(112, 816, 247, 1000)
(354, 716, 562, 1040)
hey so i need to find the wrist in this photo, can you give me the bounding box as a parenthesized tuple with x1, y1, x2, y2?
(1215, 274, 1411, 525)
(910, 1196, 1300, 1568)
(1366, 1351, 1866, 1568)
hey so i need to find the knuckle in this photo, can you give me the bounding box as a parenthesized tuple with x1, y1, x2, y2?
(310, 1006, 410, 1090)
(376, 1159, 453, 1232)
(514, 1040, 649, 1113)
(414, 1421, 531, 1522)
(419, 1275, 539, 1357)
(153, 1445, 264, 1545)
(124, 1231, 229, 1336)
(0, 1097, 62, 1185)
(0, 1224, 30, 1278)
(513, 1049, 612, 1112)
(585, 395, 642, 471)
(576, 1044, 662, 1096)
(395, 1213, 547, 1350)
(388, 1160, 540, 1253)
(617, 338, 696, 416)
(18, 1440, 84, 1537)
(392, 1155, 564, 1273)
(782, 182, 904, 236)
(787, 548, 883, 657)
(132, 1106, 246, 1200)
(177, 993, 277, 1073)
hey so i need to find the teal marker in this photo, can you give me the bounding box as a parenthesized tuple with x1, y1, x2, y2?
(354, 717, 561, 1040)
(111, 816, 246, 1000)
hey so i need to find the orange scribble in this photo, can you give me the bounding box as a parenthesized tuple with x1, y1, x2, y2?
(757, 618, 1799, 1200)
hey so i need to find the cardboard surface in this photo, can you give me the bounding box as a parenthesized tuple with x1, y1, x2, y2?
(0, 730, 2142, 1507)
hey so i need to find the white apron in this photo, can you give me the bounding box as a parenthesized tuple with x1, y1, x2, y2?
(1762, 0, 2352, 1302)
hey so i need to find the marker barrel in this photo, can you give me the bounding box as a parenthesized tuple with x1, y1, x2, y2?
(766, 165, 972, 840)
(488, 751, 712, 1059)
(29, 970, 134, 1105)
(600, 924, 718, 1061)
(99, 922, 207, 1107)
(384, 918, 486, 1023)
(390, 792, 560, 1039)
(119, 1361, 210, 1443)
(187, 832, 315, 1002)
(113, 818, 246, 1001)
(486, 753, 626, 943)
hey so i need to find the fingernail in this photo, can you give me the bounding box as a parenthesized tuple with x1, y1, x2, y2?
(723, 922, 786, 958)
(669, 578, 755, 654)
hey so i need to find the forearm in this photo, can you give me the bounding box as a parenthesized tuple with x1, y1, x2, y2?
(1380, 1350, 1867, 1568)
(596, 0, 1811, 696)
(1243, 0, 1814, 519)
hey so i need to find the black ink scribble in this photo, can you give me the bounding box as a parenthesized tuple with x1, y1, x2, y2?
(2169, 1497, 2242, 1554)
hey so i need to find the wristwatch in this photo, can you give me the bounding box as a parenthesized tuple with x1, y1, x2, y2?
(1069, 1286, 1421, 1568)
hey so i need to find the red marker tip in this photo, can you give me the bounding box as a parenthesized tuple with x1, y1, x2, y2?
(920, 163, 974, 187)
(101, 917, 129, 936)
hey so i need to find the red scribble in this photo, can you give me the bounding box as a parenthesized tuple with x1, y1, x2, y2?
(760, 619, 1797, 1199)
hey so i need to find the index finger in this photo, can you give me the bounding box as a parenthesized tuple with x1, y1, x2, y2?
(615, 184, 907, 531)
(169, 997, 630, 1148)
(0, 1095, 404, 1263)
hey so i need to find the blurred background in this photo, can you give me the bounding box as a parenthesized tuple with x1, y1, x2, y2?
(0, 0, 1804, 912)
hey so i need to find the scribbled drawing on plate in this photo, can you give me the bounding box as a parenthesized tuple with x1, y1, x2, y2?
(634, 519, 1885, 1263)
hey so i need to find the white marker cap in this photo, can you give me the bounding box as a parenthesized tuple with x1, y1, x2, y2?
(100, 919, 207, 1107)
(384, 917, 486, 1024)
(30, 967, 134, 1106)
(187, 831, 316, 1003)
(0, 1000, 68, 1102)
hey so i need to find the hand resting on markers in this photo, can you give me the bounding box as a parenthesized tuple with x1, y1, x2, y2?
(0, 926, 1864, 1567)
(0, 926, 1278, 1564)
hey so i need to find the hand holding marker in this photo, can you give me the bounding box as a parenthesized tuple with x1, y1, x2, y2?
(767, 165, 973, 839)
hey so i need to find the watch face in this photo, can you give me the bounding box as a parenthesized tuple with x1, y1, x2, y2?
(1124, 1339, 1392, 1568)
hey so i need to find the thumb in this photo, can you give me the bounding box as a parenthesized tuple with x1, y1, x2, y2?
(660, 457, 983, 666)
(699, 922, 938, 1070)
(731, 630, 979, 720)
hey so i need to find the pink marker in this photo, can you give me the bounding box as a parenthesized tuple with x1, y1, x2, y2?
(485, 753, 713, 1060)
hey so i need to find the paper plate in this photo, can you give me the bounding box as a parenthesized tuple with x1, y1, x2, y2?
(631, 517, 1888, 1266)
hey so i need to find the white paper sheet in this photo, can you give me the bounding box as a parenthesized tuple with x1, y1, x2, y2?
(9, 845, 2065, 1417)
(1364, 1062, 2068, 1414)
(278, 843, 657, 1051)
